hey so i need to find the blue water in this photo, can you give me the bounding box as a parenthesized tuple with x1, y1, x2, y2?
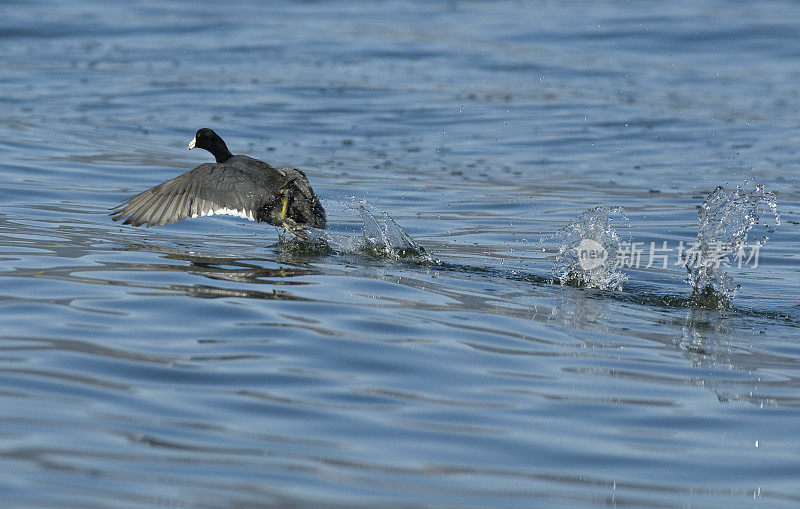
(2, 1, 800, 507)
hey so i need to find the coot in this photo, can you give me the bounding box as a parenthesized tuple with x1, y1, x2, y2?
(111, 128, 326, 235)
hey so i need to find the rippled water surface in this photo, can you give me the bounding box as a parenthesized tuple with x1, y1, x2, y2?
(2, 1, 800, 507)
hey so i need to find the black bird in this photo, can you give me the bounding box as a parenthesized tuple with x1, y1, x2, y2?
(111, 128, 326, 236)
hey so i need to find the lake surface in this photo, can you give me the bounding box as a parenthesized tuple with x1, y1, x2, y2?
(1, 1, 800, 507)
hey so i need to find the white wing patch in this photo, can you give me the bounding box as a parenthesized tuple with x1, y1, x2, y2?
(191, 206, 256, 221)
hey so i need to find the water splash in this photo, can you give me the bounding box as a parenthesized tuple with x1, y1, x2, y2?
(280, 203, 434, 264)
(685, 184, 780, 308)
(352, 206, 428, 261)
(549, 206, 629, 291)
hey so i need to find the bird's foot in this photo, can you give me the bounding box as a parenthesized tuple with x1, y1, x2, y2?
(281, 218, 309, 241)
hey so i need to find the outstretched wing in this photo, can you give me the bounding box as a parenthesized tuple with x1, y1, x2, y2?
(111, 162, 283, 227)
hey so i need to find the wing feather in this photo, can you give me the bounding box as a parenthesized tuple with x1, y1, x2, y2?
(111, 157, 316, 228)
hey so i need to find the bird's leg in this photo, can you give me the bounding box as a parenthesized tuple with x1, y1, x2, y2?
(278, 188, 309, 241)
(279, 188, 290, 221)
